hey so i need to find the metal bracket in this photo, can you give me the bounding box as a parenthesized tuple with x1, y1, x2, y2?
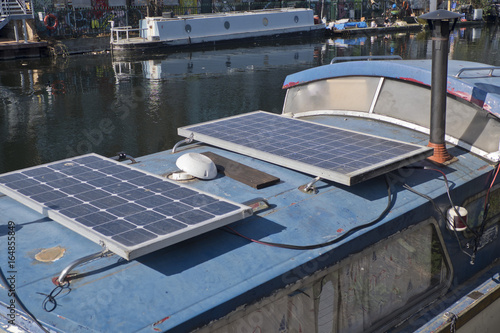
(242, 197, 270, 213)
(111, 152, 138, 164)
(171, 133, 194, 154)
(298, 176, 321, 194)
(486, 151, 500, 163)
(57, 247, 111, 285)
(444, 311, 458, 333)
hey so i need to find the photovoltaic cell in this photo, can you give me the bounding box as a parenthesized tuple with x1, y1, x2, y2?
(178, 111, 433, 186)
(0, 154, 252, 260)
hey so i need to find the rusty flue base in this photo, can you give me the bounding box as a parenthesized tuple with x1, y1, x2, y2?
(427, 142, 457, 165)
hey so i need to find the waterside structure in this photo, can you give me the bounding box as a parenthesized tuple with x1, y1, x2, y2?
(1, 0, 497, 59)
(110, 8, 325, 53)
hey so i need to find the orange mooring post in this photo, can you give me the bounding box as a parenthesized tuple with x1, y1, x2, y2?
(420, 10, 462, 165)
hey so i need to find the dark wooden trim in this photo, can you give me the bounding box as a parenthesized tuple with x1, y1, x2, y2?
(201, 152, 280, 189)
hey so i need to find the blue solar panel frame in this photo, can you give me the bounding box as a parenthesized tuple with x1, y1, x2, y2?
(0, 154, 252, 260)
(178, 111, 433, 186)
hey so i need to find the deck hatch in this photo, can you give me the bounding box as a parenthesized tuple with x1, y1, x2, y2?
(178, 111, 433, 186)
(0, 153, 251, 260)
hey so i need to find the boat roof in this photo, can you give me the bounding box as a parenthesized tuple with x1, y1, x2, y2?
(282, 60, 500, 117)
(2, 59, 500, 333)
(0, 114, 495, 332)
(148, 7, 314, 21)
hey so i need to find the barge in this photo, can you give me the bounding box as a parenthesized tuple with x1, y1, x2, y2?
(110, 8, 326, 54)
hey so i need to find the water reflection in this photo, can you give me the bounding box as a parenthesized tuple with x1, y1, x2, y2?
(0, 25, 498, 173)
(114, 43, 321, 81)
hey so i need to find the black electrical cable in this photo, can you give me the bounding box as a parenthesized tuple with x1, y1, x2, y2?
(478, 163, 500, 235)
(403, 166, 479, 237)
(0, 265, 50, 333)
(402, 183, 473, 260)
(402, 164, 500, 264)
(471, 163, 500, 260)
(402, 183, 445, 220)
(224, 175, 393, 250)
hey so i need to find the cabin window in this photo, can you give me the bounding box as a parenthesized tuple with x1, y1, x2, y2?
(196, 219, 451, 332)
(373, 78, 500, 155)
(263, 18, 268, 26)
(282, 77, 381, 114)
(224, 21, 230, 29)
(185, 24, 192, 33)
(315, 221, 450, 332)
(283, 77, 500, 156)
(294, 15, 299, 23)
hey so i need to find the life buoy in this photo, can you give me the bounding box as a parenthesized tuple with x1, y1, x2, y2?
(44, 14, 58, 31)
(50, 80, 66, 95)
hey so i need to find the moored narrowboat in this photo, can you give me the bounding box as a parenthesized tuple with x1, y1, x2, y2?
(2, 11, 500, 333)
(110, 8, 326, 54)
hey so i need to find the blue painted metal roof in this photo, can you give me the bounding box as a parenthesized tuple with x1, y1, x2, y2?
(282, 60, 500, 117)
(1, 114, 497, 332)
(2, 60, 500, 333)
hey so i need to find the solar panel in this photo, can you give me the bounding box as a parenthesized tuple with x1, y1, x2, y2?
(178, 111, 433, 186)
(0, 154, 252, 260)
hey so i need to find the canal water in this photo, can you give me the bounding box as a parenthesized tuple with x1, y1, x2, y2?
(0, 24, 499, 174)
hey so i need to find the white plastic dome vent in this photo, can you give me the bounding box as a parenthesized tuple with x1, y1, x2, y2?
(175, 153, 217, 180)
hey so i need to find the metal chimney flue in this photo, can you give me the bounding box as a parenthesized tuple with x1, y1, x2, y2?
(419, 10, 462, 165)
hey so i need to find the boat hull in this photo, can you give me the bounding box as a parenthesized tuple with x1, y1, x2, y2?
(111, 9, 325, 54)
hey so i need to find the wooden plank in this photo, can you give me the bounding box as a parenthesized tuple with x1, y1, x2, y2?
(201, 152, 280, 189)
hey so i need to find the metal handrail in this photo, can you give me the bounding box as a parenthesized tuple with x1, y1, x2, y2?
(330, 55, 402, 64)
(110, 25, 148, 43)
(0, 0, 33, 17)
(454, 67, 500, 78)
(15, 0, 27, 14)
(1, 1, 9, 17)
